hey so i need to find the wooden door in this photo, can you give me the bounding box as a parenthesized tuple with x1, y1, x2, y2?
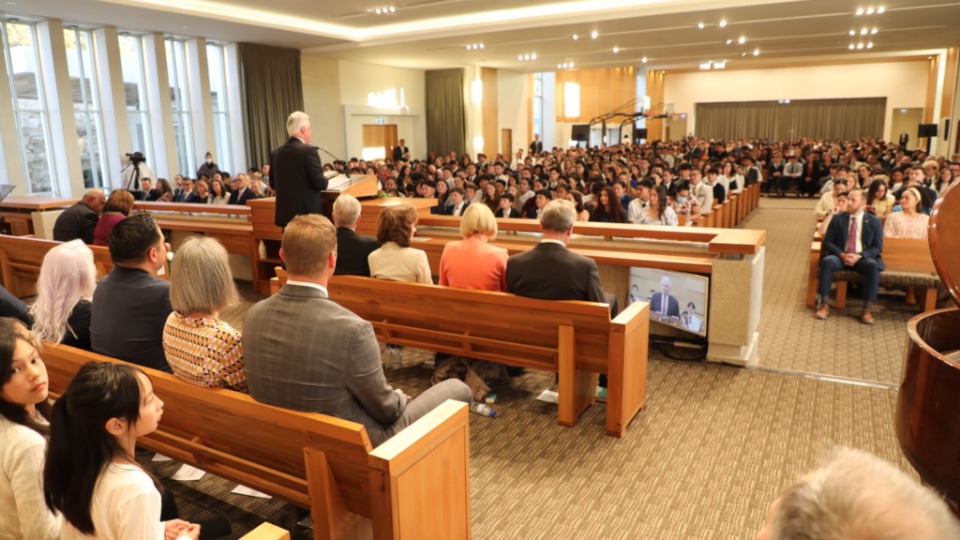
(501, 129, 512, 159)
(362, 124, 399, 161)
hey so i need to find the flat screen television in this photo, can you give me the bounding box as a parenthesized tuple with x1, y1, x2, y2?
(571, 124, 590, 142)
(627, 267, 709, 337)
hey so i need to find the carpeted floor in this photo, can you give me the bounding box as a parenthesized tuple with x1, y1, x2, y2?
(149, 198, 915, 539)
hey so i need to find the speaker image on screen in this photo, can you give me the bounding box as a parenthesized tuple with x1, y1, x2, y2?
(571, 124, 590, 142)
(918, 124, 938, 138)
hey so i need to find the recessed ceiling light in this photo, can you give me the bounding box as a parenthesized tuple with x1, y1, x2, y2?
(860, 27, 868, 35)
(877, 6, 885, 13)
(738, 36, 746, 44)
(612, 46, 620, 53)
(867, 42, 874, 48)
(741, 52, 746, 57)
(590, 30, 599, 39)
(849, 44, 855, 50)
(866, 7, 875, 14)
(856, 7, 864, 15)
(857, 43, 864, 49)
(697, 22, 705, 29)
(572, 33, 578, 40)
(531, 52, 537, 60)
(753, 48, 760, 56)
(871, 27, 878, 34)
(726, 39, 732, 45)
(719, 19, 727, 28)
(641, 56, 648, 63)
(849, 30, 855, 36)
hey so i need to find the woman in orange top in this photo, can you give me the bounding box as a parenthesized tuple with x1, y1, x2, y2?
(439, 204, 508, 291)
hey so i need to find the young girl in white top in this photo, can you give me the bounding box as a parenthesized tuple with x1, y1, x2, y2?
(0, 318, 60, 540)
(43, 361, 215, 540)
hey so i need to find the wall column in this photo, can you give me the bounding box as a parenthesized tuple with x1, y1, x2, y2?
(142, 33, 178, 179)
(92, 26, 131, 189)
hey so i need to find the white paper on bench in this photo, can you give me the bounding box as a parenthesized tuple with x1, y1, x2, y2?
(231, 484, 272, 499)
(152, 453, 173, 462)
(172, 464, 206, 482)
(536, 389, 559, 404)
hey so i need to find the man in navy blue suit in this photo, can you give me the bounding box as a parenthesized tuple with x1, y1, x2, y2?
(649, 275, 681, 323)
(816, 188, 884, 324)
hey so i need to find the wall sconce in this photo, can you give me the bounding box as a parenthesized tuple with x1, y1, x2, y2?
(471, 79, 483, 104)
(473, 135, 484, 152)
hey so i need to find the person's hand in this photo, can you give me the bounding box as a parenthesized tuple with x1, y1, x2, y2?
(164, 520, 192, 540)
(177, 524, 201, 540)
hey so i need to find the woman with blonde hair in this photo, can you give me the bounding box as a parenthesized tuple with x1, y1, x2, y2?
(368, 205, 432, 284)
(162, 236, 246, 391)
(439, 204, 508, 291)
(30, 239, 97, 350)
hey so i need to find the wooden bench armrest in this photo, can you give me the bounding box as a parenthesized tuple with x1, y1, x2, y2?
(606, 301, 650, 437)
(611, 298, 648, 327)
(240, 523, 290, 540)
(368, 400, 468, 469)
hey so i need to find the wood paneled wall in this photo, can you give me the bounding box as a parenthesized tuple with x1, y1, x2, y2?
(645, 70, 665, 142)
(481, 68, 499, 157)
(555, 67, 636, 124)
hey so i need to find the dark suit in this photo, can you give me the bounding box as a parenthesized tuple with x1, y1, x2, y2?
(818, 212, 884, 303)
(90, 267, 172, 372)
(441, 201, 470, 216)
(530, 140, 543, 155)
(228, 187, 257, 206)
(497, 208, 521, 218)
(243, 284, 471, 447)
(270, 137, 327, 228)
(649, 293, 680, 318)
(334, 227, 380, 277)
(392, 145, 409, 162)
(53, 203, 99, 244)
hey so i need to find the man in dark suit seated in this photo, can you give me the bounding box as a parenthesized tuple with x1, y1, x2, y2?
(507, 199, 617, 388)
(332, 194, 379, 277)
(228, 173, 258, 205)
(53, 189, 105, 244)
(649, 275, 681, 324)
(242, 214, 471, 448)
(270, 111, 328, 229)
(90, 213, 172, 372)
(441, 187, 470, 216)
(497, 194, 521, 218)
(816, 188, 884, 324)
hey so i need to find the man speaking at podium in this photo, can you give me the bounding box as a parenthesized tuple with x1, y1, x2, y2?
(271, 111, 328, 228)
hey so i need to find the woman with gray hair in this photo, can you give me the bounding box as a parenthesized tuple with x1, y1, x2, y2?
(31, 239, 97, 350)
(162, 236, 246, 391)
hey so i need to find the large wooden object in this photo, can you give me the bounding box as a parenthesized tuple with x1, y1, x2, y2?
(0, 197, 78, 237)
(0, 236, 114, 297)
(324, 276, 650, 437)
(896, 181, 960, 511)
(43, 344, 472, 540)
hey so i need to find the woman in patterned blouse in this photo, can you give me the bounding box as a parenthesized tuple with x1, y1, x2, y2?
(162, 236, 247, 391)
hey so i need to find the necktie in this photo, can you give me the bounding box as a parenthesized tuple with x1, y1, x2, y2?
(662, 295, 667, 315)
(846, 217, 858, 253)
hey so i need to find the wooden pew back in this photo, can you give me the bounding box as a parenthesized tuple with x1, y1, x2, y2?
(0, 235, 113, 297)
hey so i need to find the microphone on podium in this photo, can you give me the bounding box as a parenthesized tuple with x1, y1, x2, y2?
(316, 146, 350, 179)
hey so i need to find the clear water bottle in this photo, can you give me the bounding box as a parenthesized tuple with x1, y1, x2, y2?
(471, 403, 496, 417)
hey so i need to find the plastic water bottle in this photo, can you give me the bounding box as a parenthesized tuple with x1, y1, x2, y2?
(471, 403, 496, 417)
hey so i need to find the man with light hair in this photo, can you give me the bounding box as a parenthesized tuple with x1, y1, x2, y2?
(243, 214, 471, 448)
(270, 111, 327, 228)
(756, 447, 960, 540)
(506, 199, 616, 389)
(332, 194, 379, 277)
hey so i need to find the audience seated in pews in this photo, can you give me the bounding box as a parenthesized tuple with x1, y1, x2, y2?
(242, 214, 472, 447)
(53, 189, 105, 245)
(0, 319, 59, 540)
(815, 172, 851, 221)
(332, 194, 380, 277)
(439, 204, 508, 291)
(90, 213, 172, 372)
(589, 186, 628, 223)
(228, 173, 258, 205)
(208, 178, 229, 205)
(155, 179, 174, 202)
(368, 205, 432, 284)
(755, 447, 960, 540)
(506, 199, 618, 388)
(884, 187, 929, 240)
(92, 189, 134, 247)
(140, 178, 160, 202)
(163, 236, 246, 392)
(185, 179, 210, 204)
(815, 188, 884, 324)
(30, 240, 96, 350)
(866, 179, 895, 218)
(442, 187, 470, 216)
(44, 361, 233, 540)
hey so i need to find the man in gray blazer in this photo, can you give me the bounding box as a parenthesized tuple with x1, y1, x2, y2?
(243, 214, 471, 447)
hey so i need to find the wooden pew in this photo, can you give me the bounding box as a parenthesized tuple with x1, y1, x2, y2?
(133, 202, 253, 257)
(806, 237, 940, 312)
(0, 235, 114, 298)
(43, 344, 471, 540)
(242, 523, 290, 540)
(322, 275, 650, 437)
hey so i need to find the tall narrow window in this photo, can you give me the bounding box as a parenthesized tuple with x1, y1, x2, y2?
(533, 73, 543, 138)
(165, 38, 195, 176)
(206, 42, 231, 172)
(1, 21, 57, 194)
(118, 33, 152, 162)
(64, 27, 108, 189)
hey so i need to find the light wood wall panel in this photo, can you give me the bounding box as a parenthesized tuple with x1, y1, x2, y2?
(646, 70, 666, 142)
(925, 56, 938, 123)
(481, 68, 499, 158)
(941, 48, 958, 125)
(555, 67, 636, 125)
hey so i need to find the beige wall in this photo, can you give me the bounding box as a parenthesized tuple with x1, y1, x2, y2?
(664, 60, 929, 142)
(498, 69, 529, 157)
(301, 55, 345, 159)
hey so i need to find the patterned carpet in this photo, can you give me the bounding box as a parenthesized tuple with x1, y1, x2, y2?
(153, 200, 915, 539)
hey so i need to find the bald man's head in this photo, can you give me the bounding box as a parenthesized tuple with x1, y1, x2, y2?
(82, 189, 106, 213)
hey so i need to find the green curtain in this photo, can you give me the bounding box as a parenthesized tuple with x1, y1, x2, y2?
(695, 98, 886, 141)
(425, 69, 466, 157)
(237, 43, 304, 168)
